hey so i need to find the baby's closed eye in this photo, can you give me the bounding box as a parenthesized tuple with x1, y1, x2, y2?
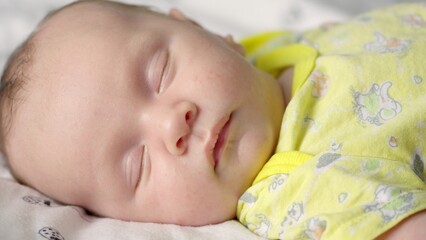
(125, 146, 145, 190)
(148, 49, 173, 94)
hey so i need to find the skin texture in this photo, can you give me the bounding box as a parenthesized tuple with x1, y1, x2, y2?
(6, 2, 285, 226)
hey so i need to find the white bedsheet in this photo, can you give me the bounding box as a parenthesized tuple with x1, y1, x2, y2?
(0, 0, 403, 239)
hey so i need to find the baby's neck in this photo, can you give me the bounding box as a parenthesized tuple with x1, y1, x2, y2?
(277, 66, 294, 107)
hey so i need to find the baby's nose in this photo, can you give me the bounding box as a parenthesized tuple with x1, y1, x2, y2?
(162, 101, 197, 156)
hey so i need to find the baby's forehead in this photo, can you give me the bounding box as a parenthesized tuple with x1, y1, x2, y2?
(35, 1, 164, 61)
(40, 1, 156, 33)
(40, 3, 124, 33)
(32, 4, 133, 69)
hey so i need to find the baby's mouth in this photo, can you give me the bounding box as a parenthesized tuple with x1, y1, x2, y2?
(212, 114, 232, 169)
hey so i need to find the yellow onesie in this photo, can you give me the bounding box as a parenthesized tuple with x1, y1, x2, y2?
(237, 3, 426, 239)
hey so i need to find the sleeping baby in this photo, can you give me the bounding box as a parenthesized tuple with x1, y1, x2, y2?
(1, 1, 426, 239)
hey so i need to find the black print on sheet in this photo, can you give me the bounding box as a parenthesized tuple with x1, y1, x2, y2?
(39, 227, 65, 240)
(23, 195, 95, 223)
(22, 195, 51, 207)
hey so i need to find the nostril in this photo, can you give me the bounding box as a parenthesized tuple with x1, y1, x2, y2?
(176, 137, 184, 148)
(183, 103, 197, 127)
(185, 111, 191, 121)
(185, 111, 196, 126)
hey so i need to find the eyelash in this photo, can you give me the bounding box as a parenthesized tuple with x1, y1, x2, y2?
(134, 146, 146, 189)
(156, 51, 169, 94)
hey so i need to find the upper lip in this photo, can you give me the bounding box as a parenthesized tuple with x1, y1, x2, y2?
(205, 114, 232, 169)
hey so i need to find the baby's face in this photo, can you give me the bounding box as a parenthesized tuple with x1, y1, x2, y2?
(8, 2, 284, 225)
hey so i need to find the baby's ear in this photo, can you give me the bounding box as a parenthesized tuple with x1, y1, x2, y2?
(168, 8, 202, 28)
(222, 34, 246, 56)
(168, 9, 245, 56)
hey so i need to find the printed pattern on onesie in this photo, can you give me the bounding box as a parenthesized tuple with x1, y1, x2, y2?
(238, 3, 426, 240)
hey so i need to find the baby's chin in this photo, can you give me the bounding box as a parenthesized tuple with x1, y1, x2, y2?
(163, 208, 237, 226)
(148, 203, 237, 226)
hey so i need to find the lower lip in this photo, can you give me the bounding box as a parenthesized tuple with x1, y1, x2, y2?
(213, 114, 232, 169)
